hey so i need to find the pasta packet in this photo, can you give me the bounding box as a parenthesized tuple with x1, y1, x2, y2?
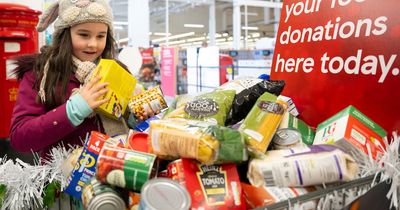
(219, 78, 285, 125)
(163, 89, 235, 126)
(239, 92, 287, 154)
(149, 118, 248, 164)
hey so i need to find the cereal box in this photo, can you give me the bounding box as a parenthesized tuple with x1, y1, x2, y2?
(91, 59, 137, 120)
(314, 105, 387, 160)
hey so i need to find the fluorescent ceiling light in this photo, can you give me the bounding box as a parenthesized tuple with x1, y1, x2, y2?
(216, 38, 227, 42)
(184, 24, 204, 28)
(117, 37, 129, 43)
(251, 32, 261, 38)
(241, 12, 258, 16)
(187, 37, 206, 42)
(161, 40, 186, 45)
(179, 41, 202, 47)
(152, 32, 195, 42)
(217, 41, 233, 46)
(153, 32, 172, 36)
(222, 33, 229, 37)
(206, 33, 222, 38)
(113, 21, 128, 25)
(148, 32, 152, 35)
(242, 26, 259, 30)
(114, 25, 124, 30)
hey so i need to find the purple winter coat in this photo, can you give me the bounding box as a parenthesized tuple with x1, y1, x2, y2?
(10, 70, 101, 159)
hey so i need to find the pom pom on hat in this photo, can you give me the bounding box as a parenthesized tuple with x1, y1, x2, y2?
(36, 0, 113, 37)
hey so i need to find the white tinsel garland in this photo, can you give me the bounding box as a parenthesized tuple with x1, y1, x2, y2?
(358, 132, 400, 209)
(378, 132, 400, 209)
(0, 145, 75, 210)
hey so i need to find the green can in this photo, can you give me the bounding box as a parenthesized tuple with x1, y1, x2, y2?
(96, 146, 158, 192)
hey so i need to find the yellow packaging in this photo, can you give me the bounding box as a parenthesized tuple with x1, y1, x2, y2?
(149, 119, 220, 164)
(91, 59, 137, 120)
(239, 92, 287, 154)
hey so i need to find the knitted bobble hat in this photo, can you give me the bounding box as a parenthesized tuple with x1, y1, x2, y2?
(36, 0, 113, 37)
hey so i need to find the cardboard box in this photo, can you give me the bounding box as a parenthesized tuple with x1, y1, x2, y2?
(91, 59, 137, 120)
(64, 131, 110, 198)
(314, 106, 387, 160)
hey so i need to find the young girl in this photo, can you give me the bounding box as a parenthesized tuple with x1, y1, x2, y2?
(10, 0, 134, 159)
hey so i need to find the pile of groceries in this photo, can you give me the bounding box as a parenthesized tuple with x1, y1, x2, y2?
(62, 59, 389, 210)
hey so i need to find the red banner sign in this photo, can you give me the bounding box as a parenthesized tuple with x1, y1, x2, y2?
(271, 0, 400, 132)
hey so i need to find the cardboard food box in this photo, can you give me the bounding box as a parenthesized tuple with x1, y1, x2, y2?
(64, 131, 110, 198)
(91, 59, 137, 120)
(314, 106, 387, 160)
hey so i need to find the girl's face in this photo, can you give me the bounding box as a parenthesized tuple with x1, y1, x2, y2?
(70, 22, 108, 62)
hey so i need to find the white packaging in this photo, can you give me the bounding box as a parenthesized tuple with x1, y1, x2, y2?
(248, 145, 358, 187)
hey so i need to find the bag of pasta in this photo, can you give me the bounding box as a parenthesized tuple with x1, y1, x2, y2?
(239, 92, 287, 154)
(219, 78, 285, 125)
(149, 118, 247, 164)
(163, 90, 235, 126)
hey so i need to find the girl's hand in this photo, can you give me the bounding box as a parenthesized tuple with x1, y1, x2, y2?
(80, 76, 109, 109)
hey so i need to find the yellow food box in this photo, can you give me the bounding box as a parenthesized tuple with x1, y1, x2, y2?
(91, 59, 137, 120)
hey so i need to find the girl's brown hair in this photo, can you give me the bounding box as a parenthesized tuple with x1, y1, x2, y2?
(14, 27, 117, 110)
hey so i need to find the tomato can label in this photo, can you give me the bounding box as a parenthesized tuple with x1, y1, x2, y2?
(167, 159, 185, 185)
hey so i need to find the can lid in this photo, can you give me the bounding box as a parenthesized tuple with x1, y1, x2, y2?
(88, 192, 126, 210)
(141, 178, 191, 210)
(128, 132, 149, 152)
(273, 128, 302, 146)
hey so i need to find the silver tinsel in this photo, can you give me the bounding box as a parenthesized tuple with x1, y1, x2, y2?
(0, 145, 74, 210)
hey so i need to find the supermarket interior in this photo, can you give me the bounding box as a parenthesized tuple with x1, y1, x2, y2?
(0, 0, 399, 210)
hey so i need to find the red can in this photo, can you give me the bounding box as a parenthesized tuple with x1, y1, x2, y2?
(157, 170, 169, 178)
(167, 159, 185, 186)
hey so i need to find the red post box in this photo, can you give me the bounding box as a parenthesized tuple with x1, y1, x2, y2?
(0, 3, 41, 138)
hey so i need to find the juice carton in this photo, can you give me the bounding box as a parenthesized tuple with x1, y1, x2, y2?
(314, 105, 387, 160)
(91, 59, 137, 120)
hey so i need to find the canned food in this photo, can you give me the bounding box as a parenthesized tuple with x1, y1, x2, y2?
(82, 178, 126, 210)
(128, 86, 168, 120)
(139, 178, 191, 210)
(167, 159, 185, 186)
(96, 146, 158, 191)
(127, 191, 141, 210)
(157, 169, 169, 178)
(272, 128, 303, 149)
(126, 132, 149, 153)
